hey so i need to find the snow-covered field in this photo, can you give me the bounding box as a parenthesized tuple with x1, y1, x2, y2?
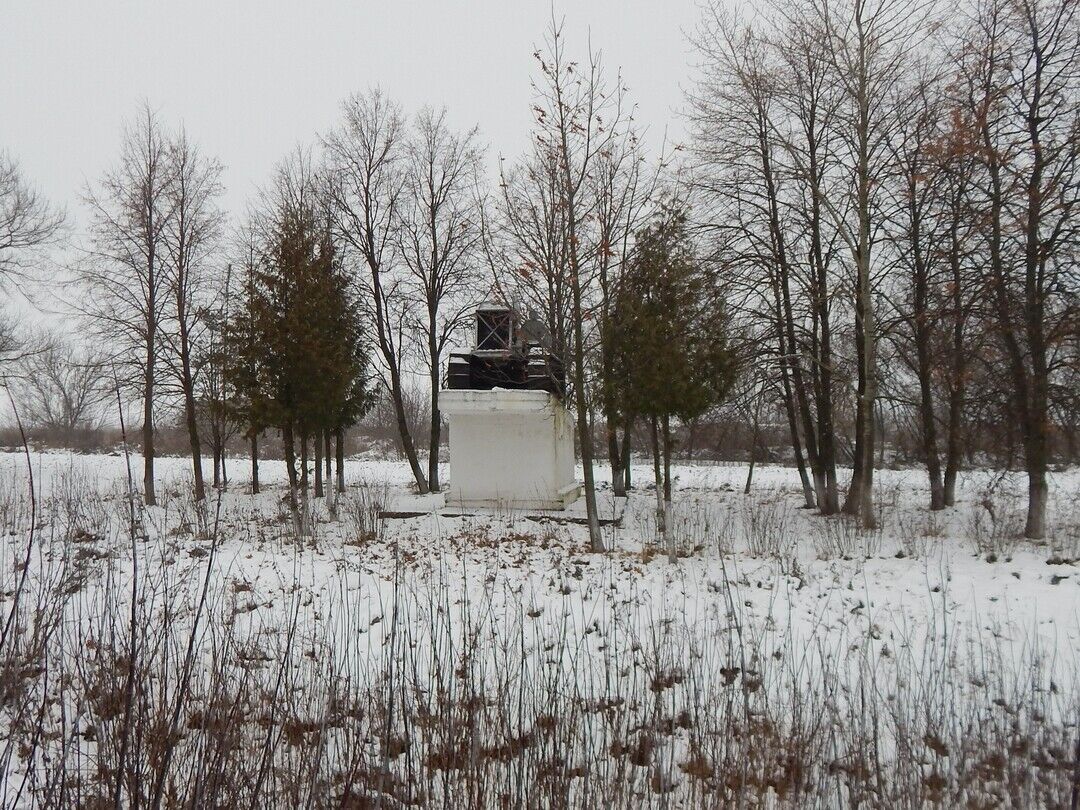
(0, 450, 1077, 807)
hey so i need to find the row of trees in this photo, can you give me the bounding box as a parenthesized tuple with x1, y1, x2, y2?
(1, 6, 1076, 543)
(45, 96, 487, 529)
(52, 21, 731, 548)
(689, 0, 1080, 538)
(483, 22, 736, 549)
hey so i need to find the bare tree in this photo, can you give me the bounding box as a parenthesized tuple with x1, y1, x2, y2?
(771, 8, 845, 514)
(689, 6, 850, 514)
(956, 0, 1080, 538)
(8, 333, 109, 443)
(488, 146, 573, 362)
(788, 0, 925, 527)
(325, 89, 430, 494)
(0, 152, 64, 285)
(688, 14, 821, 509)
(691, 0, 926, 528)
(528, 18, 638, 551)
(161, 127, 224, 503)
(78, 105, 173, 506)
(887, 68, 951, 510)
(398, 107, 483, 492)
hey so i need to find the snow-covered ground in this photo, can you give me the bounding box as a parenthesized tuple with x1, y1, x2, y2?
(5, 450, 1077, 660)
(0, 450, 1077, 807)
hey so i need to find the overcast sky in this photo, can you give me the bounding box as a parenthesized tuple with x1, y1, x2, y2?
(1, 0, 701, 233)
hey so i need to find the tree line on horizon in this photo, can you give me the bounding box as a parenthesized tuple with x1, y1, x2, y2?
(0, 0, 1077, 544)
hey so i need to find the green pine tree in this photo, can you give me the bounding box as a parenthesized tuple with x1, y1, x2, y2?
(608, 203, 737, 554)
(224, 199, 372, 533)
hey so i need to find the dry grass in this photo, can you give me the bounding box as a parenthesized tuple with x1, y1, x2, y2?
(0, 462, 1077, 808)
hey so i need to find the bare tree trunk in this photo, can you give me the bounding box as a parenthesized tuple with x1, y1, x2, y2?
(745, 385, 763, 495)
(299, 432, 311, 535)
(570, 287, 602, 551)
(650, 416, 664, 536)
(250, 432, 260, 495)
(844, 285, 877, 528)
(209, 420, 223, 489)
(877, 400, 886, 468)
(908, 178, 944, 509)
(324, 430, 332, 478)
(777, 216, 824, 507)
(389, 364, 428, 494)
(806, 106, 840, 515)
(778, 349, 815, 507)
(758, 115, 820, 510)
(744, 436, 758, 496)
(844, 336, 867, 516)
(1026, 459, 1049, 540)
(282, 424, 299, 534)
(143, 330, 157, 507)
(916, 351, 944, 510)
(314, 433, 324, 498)
(179, 345, 204, 502)
(943, 194, 966, 507)
(853, 4, 878, 531)
(608, 422, 625, 498)
(943, 394, 962, 506)
(335, 427, 345, 494)
(428, 356, 441, 493)
(621, 417, 633, 491)
(562, 190, 603, 547)
(661, 413, 674, 562)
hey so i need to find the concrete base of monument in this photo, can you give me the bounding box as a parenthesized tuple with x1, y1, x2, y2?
(439, 388, 579, 512)
(441, 481, 582, 512)
(379, 490, 626, 527)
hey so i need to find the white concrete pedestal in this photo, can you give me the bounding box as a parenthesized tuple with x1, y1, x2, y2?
(441, 389, 580, 510)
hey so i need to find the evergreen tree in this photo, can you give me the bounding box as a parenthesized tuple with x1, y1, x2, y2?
(225, 180, 372, 533)
(608, 204, 736, 553)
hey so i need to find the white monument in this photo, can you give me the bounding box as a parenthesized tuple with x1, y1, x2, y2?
(442, 304, 581, 511)
(441, 388, 580, 510)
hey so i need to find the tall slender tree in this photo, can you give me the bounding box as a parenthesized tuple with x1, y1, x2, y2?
(529, 18, 638, 551)
(79, 105, 172, 506)
(398, 107, 483, 492)
(956, 0, 1080, 538)
(325, 89, 430, 494)
(162, 128, 224, 503)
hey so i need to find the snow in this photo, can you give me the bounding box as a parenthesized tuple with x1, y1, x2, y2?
(6, 447, 1080, 652)
(3, 450, 1076, 674)
(0, 449, 1077, 804)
